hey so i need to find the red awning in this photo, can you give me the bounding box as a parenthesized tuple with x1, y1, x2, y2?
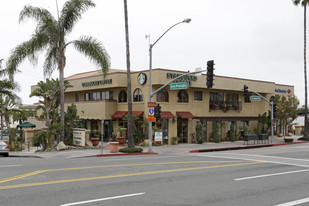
(133, 111, 144, 117)
(112, 111, 144, 119)
(111, 111, 128, 119)
(161, 111, 175, 119)
(176, 112, 195, 119)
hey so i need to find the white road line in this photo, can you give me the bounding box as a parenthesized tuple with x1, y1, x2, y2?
(196, 154, 309, 168)
(217, 153, 309, 162)
(275, 197, 309, 206)
(60, 192, 145, 206)
(235, 168, 309, 181)
(0, 164, 22, 168)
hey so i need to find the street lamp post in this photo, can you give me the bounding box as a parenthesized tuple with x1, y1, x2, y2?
(148, 18, 191, 152)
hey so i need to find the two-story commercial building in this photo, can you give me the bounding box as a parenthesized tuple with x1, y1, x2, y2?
(49, 68, 294, 145)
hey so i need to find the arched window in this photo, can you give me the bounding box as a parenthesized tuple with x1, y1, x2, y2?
(119, 90, 127, 103)
(133, 88, 143, 102)
(156, 89, 169, 102)
(177, 90, 188, 103)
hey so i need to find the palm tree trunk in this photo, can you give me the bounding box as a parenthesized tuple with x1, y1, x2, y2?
(123, 0, 134, 147)
(58, 62, 65, 143)
(304, 5, 308, 138)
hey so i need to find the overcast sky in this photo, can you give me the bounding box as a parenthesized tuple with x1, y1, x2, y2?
(0, 0, 305, 105)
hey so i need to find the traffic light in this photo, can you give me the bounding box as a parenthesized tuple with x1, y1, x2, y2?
(244, 85, 250, 103)
(206, 60, 215, 88)
(273, 102, 277, 119)
(154, 104, 161, 120)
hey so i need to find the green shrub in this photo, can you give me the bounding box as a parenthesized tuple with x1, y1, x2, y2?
(298, 137, 309, 141)
(119, 147, 143, 153)
(284, 138, 294, 143)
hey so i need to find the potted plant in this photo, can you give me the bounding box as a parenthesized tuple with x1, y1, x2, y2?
(172, 136, 180, 145)
(91, 129, 100, 146)
(116, 126, 126, 145)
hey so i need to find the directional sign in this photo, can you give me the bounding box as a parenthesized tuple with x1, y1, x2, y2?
(250, 96, 261, 101)
(170, 82, 188, 90)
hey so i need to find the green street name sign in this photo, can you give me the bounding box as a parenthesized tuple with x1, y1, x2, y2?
(250, 96, 261, 101)
(170, 82, 188, 90)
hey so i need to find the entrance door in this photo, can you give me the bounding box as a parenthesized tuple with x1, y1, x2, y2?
(177, 117, 188, 143)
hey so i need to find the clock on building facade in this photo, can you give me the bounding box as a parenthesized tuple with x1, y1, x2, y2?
(137, 72, 147, 85)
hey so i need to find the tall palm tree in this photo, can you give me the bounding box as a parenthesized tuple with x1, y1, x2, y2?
(123, 0, 134, 147)
(293, 0, 309, 137)
(6, 0, 110, 142)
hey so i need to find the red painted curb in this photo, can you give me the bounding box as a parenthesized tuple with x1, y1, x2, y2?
(97, 152, 159, 157)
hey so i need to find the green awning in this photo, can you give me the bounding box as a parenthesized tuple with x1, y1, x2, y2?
(17, 122, 36, 128)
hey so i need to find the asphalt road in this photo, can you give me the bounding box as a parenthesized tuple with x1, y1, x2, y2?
(1, 144, 309, 206)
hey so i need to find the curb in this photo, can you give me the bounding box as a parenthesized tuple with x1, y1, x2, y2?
(189, 141, 309, 153)
(97, 152, 159, 157)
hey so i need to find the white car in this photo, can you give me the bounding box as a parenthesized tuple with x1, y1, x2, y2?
(0, 140, 9, 157)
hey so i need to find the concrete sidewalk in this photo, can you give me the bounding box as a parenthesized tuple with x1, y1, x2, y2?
(8, 135, 308, 159)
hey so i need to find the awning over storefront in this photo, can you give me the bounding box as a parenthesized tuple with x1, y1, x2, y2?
(161, 111, 175, 119)
(112, 111, 128, 119)
(132, 111, 144, 117)
(176, 112, 195, 119)
(112, 111, 144, 119)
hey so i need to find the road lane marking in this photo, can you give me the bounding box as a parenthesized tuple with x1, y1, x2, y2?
(0, 161, 263, 190)
(60, 193, 145, 206)
(235, 168, 309, 181)
(0, 164, 22, 168)
(0, 160, 250, 184)
(0, 170, 46, 184)
(275, 197, 309, 206)
(196, 154, 309, 168)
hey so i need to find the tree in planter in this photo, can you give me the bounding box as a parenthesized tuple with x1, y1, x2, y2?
(213, 122, 221, 143)
(195, 121, 204, 144)
(228, 124, 236, 142)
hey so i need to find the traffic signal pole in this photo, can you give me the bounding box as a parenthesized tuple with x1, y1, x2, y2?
(243, 87, 274, 144)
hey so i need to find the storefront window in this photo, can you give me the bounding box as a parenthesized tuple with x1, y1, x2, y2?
(177, 90, 188, 103)
(156, 89, 169, 102)
(194, 91, 202, 101)
(119, 90, 127, 103)
(133, 88, 143, 102)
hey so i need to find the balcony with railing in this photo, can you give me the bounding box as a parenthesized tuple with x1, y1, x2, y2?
(209, 101, 242, 112)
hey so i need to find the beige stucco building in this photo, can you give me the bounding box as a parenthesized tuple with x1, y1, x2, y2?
(35, 68, 294, 145)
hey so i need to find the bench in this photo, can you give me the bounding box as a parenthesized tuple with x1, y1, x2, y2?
(243, 134, 259, 145)
(258, 134, 269, 144)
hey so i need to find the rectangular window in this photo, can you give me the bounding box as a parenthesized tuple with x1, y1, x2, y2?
(226, 93, 239, 104)
(85, 93, 90, 101)
(209, 92, 224, 105)
(75, 93, 80, 102)
(102, 91, 114, 100)
(92, 92, 100, 100)
(194, 91, 203, 101)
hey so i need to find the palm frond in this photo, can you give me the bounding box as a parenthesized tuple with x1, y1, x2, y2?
(72, 36, 110, 76)
(43, 47, 58, 77)
(60, 0, 95, 34)
(6, 33, 49, 80)
(19, 5, 54, 24)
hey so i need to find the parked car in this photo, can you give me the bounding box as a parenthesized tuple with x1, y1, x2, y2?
(0, 140, 9, 157)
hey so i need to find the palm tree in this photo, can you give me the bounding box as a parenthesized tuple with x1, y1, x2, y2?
(0, 94, 22, 143)
(6, 0, 110, 142)
(123, 0, 134, 147)
(293, 0, 309, 137)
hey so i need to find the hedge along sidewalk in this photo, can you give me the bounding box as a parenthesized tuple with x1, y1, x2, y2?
(97, 152, 158, 157)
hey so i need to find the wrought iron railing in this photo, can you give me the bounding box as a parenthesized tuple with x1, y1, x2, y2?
(209, 101, 242, 112)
